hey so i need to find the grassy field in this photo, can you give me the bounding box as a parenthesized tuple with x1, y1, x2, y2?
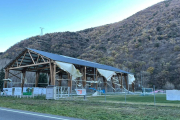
(0, 94, 180, 120)
(85, 94, 180, 106)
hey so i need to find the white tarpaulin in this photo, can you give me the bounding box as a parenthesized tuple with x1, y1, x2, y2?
(56, 61, 82, 80)
(128, 74, 135, 84)
(97, 69, 116, 81)
(166, 90, 180, 101)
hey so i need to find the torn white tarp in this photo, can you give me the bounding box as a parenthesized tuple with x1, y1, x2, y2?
(56, 61, 82, 80)
(97, 69, 116, 81)
(128, 74, 135, 84)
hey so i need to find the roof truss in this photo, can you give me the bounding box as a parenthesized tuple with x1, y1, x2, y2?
(7, 49, 51, 72)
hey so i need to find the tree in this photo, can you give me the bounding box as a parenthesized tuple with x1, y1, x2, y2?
(0, 69, 5, 92)
(147, 67, 154, 74)
(38, 73, 48, 87)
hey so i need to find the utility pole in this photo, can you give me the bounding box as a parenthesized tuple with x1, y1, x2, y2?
(40, 27, 44, 36)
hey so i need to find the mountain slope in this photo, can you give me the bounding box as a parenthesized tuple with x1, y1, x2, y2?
(1, 0, 180, 89)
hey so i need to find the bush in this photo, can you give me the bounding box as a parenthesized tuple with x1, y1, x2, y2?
(157, 36, 163, 40)
(154, 43, 160, 47)
(163, 81, 175, 90)
(156, 26, 161, 31)
(147, 67, 154, 74)
(174, 45, 180, 51)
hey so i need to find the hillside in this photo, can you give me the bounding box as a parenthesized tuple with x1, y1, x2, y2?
(1, 0, 180, 89)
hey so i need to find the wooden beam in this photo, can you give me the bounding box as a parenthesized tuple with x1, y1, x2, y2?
(6, 49, 28, 69)
(50, 62, 53, 85)
(9, 72, 21, 80)
(124, 75, 128, 90)
(56, 70, 61, 74)
(28, 49, 50, 61)
(52, 63, 56, 85)
(103, 77, 107, 93)
(96, 68, 98, 89)
(16, 60, 18, 67)
(118, 74, 121, 89)
(4, 69, 9, 88)
(111, 76, 115, 92)
(36, 55, 39, 63)
(58, 73, 62, 86)
(83, 66, 86, 88)
(68, 73, 72, 93)
(80, 67, 84, 88)
(27, 66, 49, 72)
(132, 82, 135, 92)
(21, 69, 26, 93)
(20, 51, 27, 66)
(70, 75, 72, 93)
(48, 73, 51, 85)
(41, 56, 45, 62)
(28, 50, 35, 64)
(9, 62, 49, 70)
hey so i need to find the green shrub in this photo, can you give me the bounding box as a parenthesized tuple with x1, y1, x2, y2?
(174, 45, 180, 51)
(147, 67, 154, 74)
(154, 43, 160, 47)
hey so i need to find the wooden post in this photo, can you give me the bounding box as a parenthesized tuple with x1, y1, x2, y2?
(132, 82, 135, 92)
(68, 73, 70, 87)
(96, 68, 98, 89)
(90, 78, 93, 89)
(76, 77, 80, 88)
(82, 66, 86, 88)
(21, 70, 26, 93)
(49, 62, 53, 85)
(70, 75, 72, 93)
(52, 63, 56, 85)
(103, 77, 107, 93)
(68, 73, 72, 93)
(80, 67, 84, 88)
(50, 62, 56, 85)
(124, 75, 128, 90)
(84, 66, 86, 88)
(58, 73, 62, 86)
(35, 71, 40, 87)
(111, 76, 115, 92)
(4, 69, 9, 88)
(118, 74, 121, 89)
(48, 73, 51, 85)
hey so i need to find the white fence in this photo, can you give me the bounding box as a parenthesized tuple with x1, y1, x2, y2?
(1, 87, 46, 97)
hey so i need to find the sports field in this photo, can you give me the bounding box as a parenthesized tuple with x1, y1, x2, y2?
(0, 94, 180, 120)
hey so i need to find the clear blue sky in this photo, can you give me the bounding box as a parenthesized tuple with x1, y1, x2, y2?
(0, 0, 164, 52)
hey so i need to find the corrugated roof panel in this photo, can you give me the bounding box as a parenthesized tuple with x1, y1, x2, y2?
(27, 48, 130, 74)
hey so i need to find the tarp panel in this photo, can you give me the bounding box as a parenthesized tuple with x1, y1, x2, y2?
(128, 74, 135, 84)
(97, 69, 116, 81)
(56, 61, 82, 80)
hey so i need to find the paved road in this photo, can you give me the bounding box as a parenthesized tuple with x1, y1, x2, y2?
(0, 107, 84, 120)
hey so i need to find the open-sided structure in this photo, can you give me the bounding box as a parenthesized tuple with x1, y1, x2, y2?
(4, 48, 135, 93)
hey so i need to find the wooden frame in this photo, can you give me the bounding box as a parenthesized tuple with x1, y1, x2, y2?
(9, 72, 21, 80)
(4, 48, 133, 94)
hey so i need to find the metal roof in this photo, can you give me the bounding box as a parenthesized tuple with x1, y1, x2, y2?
(28, 48, 130, 74)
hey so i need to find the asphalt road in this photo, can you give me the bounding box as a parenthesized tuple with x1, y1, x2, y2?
(0, 107, 84, 120)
